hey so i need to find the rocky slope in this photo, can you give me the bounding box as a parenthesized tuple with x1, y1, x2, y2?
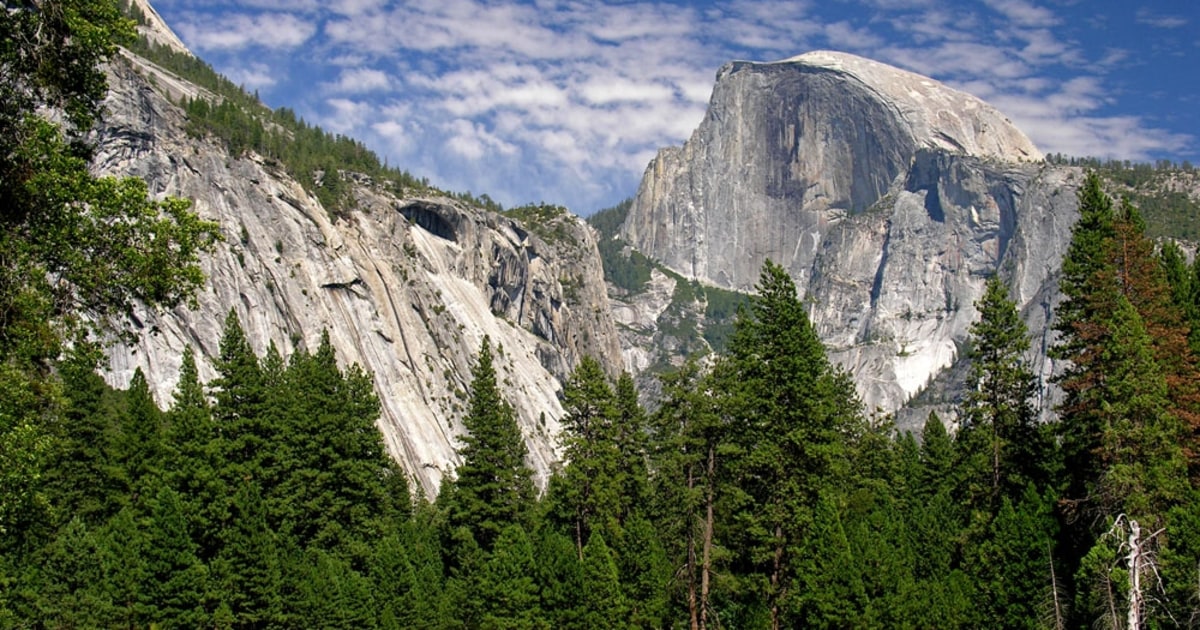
(619, 50, 1079, 422)
(94, 52, 621, 493)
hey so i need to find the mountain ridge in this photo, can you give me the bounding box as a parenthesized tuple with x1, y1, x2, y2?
(617, 51, 1080, 421)
(770, 51, 1041, 161)
(96, 42, 622, 493)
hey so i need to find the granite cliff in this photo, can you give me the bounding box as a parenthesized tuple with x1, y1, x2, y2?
(94, 43, 621, 493)
(619, 51, 1081, 421)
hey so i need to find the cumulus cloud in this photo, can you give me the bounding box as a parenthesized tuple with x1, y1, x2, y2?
(321, 98, 375, 134)
(444, 119, 519, 160)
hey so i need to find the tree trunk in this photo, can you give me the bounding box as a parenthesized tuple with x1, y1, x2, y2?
(1128, 519, 1142, 630)
(770, 524, 784, 630)
(1048, 544, 1065, 630)
(700, 444, 715, 630)
(688, 461, 699, 630)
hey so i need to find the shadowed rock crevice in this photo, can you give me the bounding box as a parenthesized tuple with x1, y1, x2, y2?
(400, 201, 458, 242)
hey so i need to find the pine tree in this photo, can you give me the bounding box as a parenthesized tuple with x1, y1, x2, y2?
(445, 337, 534, 551)
(648, 359, 723, 629)
(372, 496, 446, 627)
(559, 356, 622, 557)
(27, 517, 116, 626)
(212, 480, 283, 628)
(580, 531, 629, 629)
(116, 368, 164, 502)
(211, 310, 267, 477)
(615, 513, 671, 629)
(532, 525, 584, 629)
(139, 485, 207, 627)
(285, 548, 377, 629)
(613, 372, 650, 525)
(792, 493, 866, 626)
(280, 331, 394, 555)
(441, 525, 486, 628)
(966, 486, 1058, 628)
(1055, 177, 1200, 509)
(1161, 490, 1200, 625)
(97, 506, 148, 628)
(164, 345, 226, 559)
(960, 275, 1045, 506)
(477, 524, 542, 628)
(719, 260, 863, 628)
(1053, 173, 1121, 516)
(1090, 295, 1188, 525)
(1111, 201, 1200, 476)
(918, 412, 955, 496)
(43, 348, 125, 525)
(912, 415, 965, 594)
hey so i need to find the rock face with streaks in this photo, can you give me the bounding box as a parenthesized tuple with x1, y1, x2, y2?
(94, 53, 621, 493)
(620, 50, 1080, 424)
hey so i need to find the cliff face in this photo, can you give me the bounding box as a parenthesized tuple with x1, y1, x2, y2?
(620, 50, 1078, 420)
(94, 55, 621, 493)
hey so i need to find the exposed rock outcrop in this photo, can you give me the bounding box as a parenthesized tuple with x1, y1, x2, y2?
(94, 55, 621, 493)
(620, 50, 1077, 423)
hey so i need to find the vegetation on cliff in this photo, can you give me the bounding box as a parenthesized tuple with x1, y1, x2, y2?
(7, 2, 1200, 628)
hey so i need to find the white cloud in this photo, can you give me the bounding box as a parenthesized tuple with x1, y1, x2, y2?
(1136, 9, 1188, 29)
(223, 62, 276, 91)
(1021, 115, 1192, 161)
(983, 0, 1058, 27)
(329, 0, 385, 16)
(175, 12, 315, 51)
(444, 119, 519, 160)
(325, 68, 392, 94)
(322, 98, 375, 134)
(155, 0, 1196, 212)
(578, 76, 676, 105)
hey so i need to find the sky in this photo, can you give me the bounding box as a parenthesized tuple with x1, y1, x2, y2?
(148, 0, 1200, 215)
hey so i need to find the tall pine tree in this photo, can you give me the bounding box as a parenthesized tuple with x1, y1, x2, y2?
(960, 275, 1046, 505)
(719, 260, 863, 629)
(558, 356, 622, 557)
(445, 337, 534, 550)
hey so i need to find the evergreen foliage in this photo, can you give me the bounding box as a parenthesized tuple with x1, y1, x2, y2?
(444, 337, 535, 550)
(0, 0, 219, 554)
(8, 8, 1200, 619)
(718, 259, 864, 628)
(7, 249, 1200, 627)
(557, 356, 624, 555)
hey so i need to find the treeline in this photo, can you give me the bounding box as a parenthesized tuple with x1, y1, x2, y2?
(589, 199, 656, 294)
(7, 173, 1200, 627)
(1046, 153, 1196, 173)
(1044, 155, 1200, 240)
(588, 200, 749, 353)
(1, 313, 410, 626)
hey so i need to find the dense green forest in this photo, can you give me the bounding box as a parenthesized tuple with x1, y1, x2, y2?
(9, 1, 1200, 628)
(9, 180, 1200, 626)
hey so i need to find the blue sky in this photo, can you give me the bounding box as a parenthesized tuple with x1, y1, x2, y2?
(148, 0, 1199, 215)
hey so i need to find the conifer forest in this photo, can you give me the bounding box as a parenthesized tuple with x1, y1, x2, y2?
(5, 1, 1200, 628)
